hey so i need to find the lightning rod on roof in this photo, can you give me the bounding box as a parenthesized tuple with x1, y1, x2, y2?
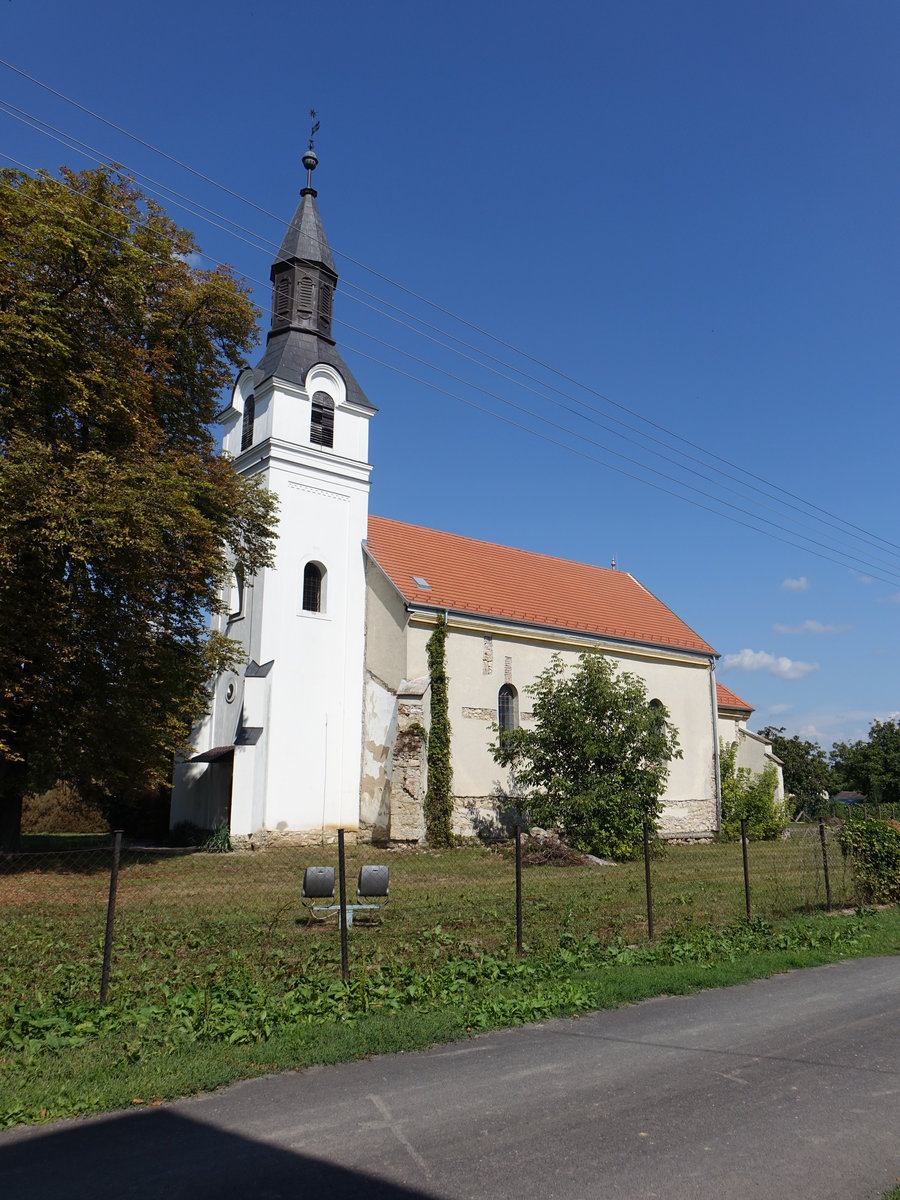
(610, 553, 617, 570)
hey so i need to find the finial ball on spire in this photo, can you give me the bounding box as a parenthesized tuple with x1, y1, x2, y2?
(302, 148, 318, 174)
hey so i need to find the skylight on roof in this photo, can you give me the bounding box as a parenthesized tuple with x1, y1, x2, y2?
(411, 575, 431, 590)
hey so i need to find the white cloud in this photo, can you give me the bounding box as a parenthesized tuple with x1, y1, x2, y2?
(772, 619, 848, 635)
(781, 576, 808, 591)
(877, 592, 900, 605)
(768, 703, 791, 715)
(721, 648, 819, 681)
(175, 250, 208, 269)
(858, 575, 874, 585)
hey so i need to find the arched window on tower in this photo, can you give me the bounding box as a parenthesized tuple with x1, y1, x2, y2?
(240, 394, 255, 451)
(310, 391, 334, 449)
(498, 684, 519, 747)
(302, 561, 325, 613)
(227, 563, 244, 619)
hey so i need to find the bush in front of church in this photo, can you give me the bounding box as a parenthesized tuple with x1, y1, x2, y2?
(492, 652, 680, 861)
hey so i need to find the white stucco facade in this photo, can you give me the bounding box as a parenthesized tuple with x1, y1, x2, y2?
(171, 159, 727, 847)
(172, 359, 374, 843)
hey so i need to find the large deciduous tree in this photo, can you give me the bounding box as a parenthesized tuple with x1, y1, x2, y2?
(0, 166, 278, 847)
(831, 719, 900, 805)
(758, 726, 831, 817)
(492, 652, 681, 860)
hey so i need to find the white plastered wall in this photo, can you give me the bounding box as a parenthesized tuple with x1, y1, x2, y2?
(399, 615, 719, 840)
(171, 361, 373, 842)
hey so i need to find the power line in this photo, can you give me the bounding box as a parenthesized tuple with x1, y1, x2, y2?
(5, 152, 900, 587)
(4, 127, 900, 586)
(3, 78, 897, 561)
(3, 57, 895, 559)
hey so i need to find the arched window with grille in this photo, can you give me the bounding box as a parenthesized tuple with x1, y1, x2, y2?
(310, 391, 334, 448)
(498, 684, 519, 745)
(240, 394, 255, 451)
(302, 561, 325, 613)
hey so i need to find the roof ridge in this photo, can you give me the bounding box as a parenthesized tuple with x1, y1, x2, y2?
(369, 514, 621, 577)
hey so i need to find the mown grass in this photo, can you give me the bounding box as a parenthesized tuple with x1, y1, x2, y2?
(0, 832, 892, 1129)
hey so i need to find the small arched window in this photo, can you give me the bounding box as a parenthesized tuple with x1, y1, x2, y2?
(297, 275, 314, 315)
(310, 391, 334, 449)
(240, 394, 255, 451)
(302, 562, 324, 613)
(227, 564, 244, 618)
(649, 698, 667, 735)
(498, 684, 519, 745)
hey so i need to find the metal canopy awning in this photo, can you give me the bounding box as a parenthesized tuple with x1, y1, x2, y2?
(190, 745, 235, 764)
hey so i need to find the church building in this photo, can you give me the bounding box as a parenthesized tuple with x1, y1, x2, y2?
(171, 150, 724, 845)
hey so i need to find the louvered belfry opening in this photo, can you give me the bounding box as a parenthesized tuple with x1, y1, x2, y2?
(297, 274, 314, 315)
(310, 391, 335, 448)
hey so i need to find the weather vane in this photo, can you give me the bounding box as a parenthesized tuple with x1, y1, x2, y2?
(302, 110, 321, 190)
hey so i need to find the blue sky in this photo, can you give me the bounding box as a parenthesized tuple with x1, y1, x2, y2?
(2, 0, 898, 748)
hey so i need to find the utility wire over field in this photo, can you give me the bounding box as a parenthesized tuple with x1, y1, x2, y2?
(1, 58, 899, 585)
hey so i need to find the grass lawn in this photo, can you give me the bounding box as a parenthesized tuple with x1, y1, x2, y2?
(1, 833, 894, 1129)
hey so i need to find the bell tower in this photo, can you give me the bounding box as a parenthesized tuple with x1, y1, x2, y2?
(172, 135, 376, 844)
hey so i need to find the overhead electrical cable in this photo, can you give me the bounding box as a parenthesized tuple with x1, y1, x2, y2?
(1, 75, 897, 560)
(3, 108, 899, 583)
(2, 58, 896, 557)
(4, 149, 900, 588)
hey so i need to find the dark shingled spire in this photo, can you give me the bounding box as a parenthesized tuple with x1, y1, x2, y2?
(256, 144, 374, 412)
(272, 181, 336, 274)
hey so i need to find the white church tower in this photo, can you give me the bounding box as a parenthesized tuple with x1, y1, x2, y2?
(171, 143, 376, 843)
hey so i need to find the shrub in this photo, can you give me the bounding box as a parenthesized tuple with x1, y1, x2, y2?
(492, 653, 680, 861)
(203, 822, 232, 853)
(720, 741, 788, 840)
(839, 816, 900, 905)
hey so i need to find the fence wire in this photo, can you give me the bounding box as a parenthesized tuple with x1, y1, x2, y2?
(0, 822, 879, 1008)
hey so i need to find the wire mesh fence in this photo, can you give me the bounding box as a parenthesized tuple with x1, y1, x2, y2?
(0, 818, 877, 1012)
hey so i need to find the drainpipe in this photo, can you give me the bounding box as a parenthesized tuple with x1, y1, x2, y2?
(709, 658, 721, 833)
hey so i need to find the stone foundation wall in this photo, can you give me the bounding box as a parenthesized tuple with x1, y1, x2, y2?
(657, 797, 717, 841)
(231, 825, 361, 852)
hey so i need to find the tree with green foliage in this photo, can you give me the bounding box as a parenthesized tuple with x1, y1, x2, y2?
(492, 652, 680, 860)
(759, 726, 831, 817)
(718, 740, 787, 840)
(831, 719, 900, 804)
(424, 613, 453, 846)
(0, 166, 278, 848)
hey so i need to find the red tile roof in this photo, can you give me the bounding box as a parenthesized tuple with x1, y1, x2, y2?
(366, 516, 716, 656)
(716, 681, 754, 714)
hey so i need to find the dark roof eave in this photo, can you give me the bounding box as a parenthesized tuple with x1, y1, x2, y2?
(402, 600, 717, 660)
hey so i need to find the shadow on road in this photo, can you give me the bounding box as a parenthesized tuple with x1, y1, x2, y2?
(1, 1107, 437, 1200)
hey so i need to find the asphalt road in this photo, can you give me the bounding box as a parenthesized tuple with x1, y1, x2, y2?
(2, 956, 899, 1200)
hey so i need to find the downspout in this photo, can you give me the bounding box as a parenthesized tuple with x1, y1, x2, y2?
(709, 657, 721, 833)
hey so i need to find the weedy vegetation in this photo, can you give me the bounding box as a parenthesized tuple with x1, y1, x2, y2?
(1, 838, 898, 1129)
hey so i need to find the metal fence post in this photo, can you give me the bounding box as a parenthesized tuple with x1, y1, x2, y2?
(99, 830, 123, 1004)
(515, 822, 523, 956)
(818, 817, 833, 912)
(740, 818, 751, 921)
(643, 821, 655, 940)
(337, 828, 349, 984)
